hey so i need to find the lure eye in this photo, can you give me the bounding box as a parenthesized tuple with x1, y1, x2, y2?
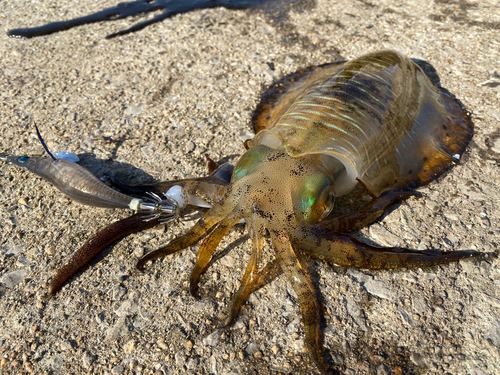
(295, 174, 335, 224)
(18, 156, 30, 163)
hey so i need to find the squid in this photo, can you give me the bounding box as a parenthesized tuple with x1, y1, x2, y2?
(2, 50, 481, 374)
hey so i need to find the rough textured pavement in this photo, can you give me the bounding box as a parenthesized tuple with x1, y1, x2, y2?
(0, 0, 499, 374)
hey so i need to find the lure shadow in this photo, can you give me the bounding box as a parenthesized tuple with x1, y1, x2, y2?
(73, 153, 163, 188)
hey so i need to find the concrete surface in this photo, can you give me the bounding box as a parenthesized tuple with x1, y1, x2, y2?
(0, 0, 499, 374)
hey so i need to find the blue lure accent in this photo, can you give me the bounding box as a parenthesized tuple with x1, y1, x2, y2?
(34, 121, 57, 161)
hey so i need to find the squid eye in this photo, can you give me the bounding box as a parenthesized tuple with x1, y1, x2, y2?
(18, 156, 30, 163)
(316, 185, 335, 222)
(295, 176, 335, 224)
(232, 145, 271, 182)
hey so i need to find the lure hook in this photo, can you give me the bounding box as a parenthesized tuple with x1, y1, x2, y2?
(139, 192, 179, 223)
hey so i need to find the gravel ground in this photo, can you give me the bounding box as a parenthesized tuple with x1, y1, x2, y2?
(1, 0, 499, 374)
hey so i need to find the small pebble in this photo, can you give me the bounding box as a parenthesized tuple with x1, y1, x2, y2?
(60, 340, 73, 351)
(410, 351, 425, 366)
(358, 360, 369, 371)
(82, 352, 94, 369)
(371, 354, 384, 362)
(128, 360, 137, 370)
(124, 339, 136, 353)
(183, 340, 193, 350)
(111, 364, 124, 374)
(1, 270, 26, 288)
(25, 361, 34, 372)
(157, 340, 168, 351)
(186, 141, 196, 152)
(174, 352, 186, 367)
(332, 354, 344, 364)
(202, 330, 220, 347)
(376, 363, 390, 375)
(186, 357, 199, 370)
(112, 285, 127, 301)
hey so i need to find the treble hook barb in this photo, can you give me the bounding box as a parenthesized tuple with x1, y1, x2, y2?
(140, 192, 179, 223)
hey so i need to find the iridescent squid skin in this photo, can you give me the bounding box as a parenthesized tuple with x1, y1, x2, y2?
(4, 50, 480, 374)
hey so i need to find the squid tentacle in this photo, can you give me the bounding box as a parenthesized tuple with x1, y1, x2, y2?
(223, 223, 264, 327)
(137, 213, 220, 271)
(190, 211, 242, 299)
(270, 229, 329, 375)
(249, 258, 282, 294)
(137, 191, 237, 271)
(111, 175, 230, 208)
(292, 226, 480, 269)
(316, 190, 419, 233)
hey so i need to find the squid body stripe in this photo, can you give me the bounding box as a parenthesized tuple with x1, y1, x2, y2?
(395, 147, 403, 159)
(364, 147, 372, 169)
(384, 135, 391, 149)
(370, 55, 394, 65)
(363, 61, 391, 70)
(406, 132, 416, 142)
(326, 144, 356, 162)
(277, 122, 308, 130)
(340, 137, 361, 159)
(313, 95, 384, 120)
(286, 115, 316, 123)
(318, 71, 383, 90)
(351, 81, 386, 104)
(293, 103, 368, 139)
(336, 145, 353, 155)
(284, 110, 363, 161)
(343, 70, 381, 83)
(290, 109, 352, 135)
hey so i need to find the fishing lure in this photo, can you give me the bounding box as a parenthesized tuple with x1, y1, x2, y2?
(3, 50, 480, 374)
(1, 123, 178, 217)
